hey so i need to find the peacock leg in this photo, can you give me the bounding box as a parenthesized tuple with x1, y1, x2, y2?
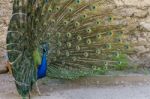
(28, 92, 31, 99)
(6, 61, 12, 74)
(35, 82, 41, 96)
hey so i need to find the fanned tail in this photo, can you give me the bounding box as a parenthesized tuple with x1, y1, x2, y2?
(6, 0, 137, 97)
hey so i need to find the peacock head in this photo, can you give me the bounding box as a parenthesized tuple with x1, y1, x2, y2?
(41, 42, 49, 54)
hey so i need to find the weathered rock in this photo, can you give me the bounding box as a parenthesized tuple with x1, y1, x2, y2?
(0, 0, 12, 72)
(114, 0, 150, 7)
(140, 22, 150, 31)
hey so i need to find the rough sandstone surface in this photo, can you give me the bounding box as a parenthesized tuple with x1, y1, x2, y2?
(0, 0, 12, 72)
(0, 0, 150, 71)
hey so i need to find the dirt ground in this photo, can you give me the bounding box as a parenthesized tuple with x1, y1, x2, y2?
(1, 74, 150, 99)
(2, 85, 150, 99)
(32, 85, 150, 99)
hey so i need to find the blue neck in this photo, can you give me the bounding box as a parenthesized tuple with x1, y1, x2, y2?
(37, 52, 47, 79)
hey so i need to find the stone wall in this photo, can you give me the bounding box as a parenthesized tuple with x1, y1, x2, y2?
(0, 0, 150, 68)
(114, 0, 150, 67)
(0, 0, 12, 71)
(0, 0, 12, 46)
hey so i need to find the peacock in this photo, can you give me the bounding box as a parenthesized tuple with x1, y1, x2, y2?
(6, 0, 136, 98)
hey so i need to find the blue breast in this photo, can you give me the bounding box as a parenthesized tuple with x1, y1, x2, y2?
(37, 52, 47, 79)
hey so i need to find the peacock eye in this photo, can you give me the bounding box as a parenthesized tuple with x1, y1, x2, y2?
(67, 42, 71, 48)
(118, 61, 122, 65)
(50, 19, 55, 24)
(112, 51, 120, 57)
(96, 33, 102, 39)
(35, 18, 39, 22)
(53, 57, 57, 61)
(86, 39, 92, 45)
(114, 38, 122, 42)
(56, 50, 61, 56)
(75, 0, 81, 4)
(96, 49, 101, 55)
(92, 6, 96, 10)
(124, 45, 129, 49)
(43, 22, 47, 26)
(65, 50, 70, 57)
(89, 5, 96, 10)
(63, 20, 69, 25)
(48, 7, 52, 12)
(77, 35, 82, 41)
(76, 45, 80, 51)
(68, 7, 74, 12)
(56, 6, 60, 11)
(104, 61, 108, 66)
(83, 14, 86, 17)
(107, 16, 113, 22)
(66, 32, 72, 38)
(86, 28, 92, 33)
(75, 21, 80, 27)
(58, 41, 62, 47)
(96, 19, 101, 25)
(81, 14, 87, 19)
(108, 44, 112, 49)
(57, 32, 61, 38)
(44, 0, 48, 3)
(72, 56, 77, 61)
(107, 31, 113, 36)
(84, 52, 89, 57)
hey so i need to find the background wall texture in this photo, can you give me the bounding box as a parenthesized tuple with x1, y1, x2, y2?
(0, 0, 150, 70)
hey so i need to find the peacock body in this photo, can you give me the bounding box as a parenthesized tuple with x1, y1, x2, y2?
(6, 0, 134, 98)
